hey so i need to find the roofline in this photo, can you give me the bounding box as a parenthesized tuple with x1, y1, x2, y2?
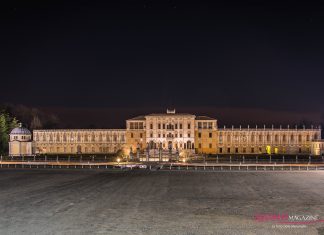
(33, 129, 126, 132)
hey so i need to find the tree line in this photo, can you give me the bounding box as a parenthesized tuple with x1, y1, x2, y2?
(0, 110, 19, 154)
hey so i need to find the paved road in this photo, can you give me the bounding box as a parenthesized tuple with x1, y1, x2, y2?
(0, 169, 323, 235)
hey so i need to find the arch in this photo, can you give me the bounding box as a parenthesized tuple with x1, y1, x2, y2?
(149, 140, 154, 149)
(187, 141, 192, 149)
(168, 141, 172, 150)
(77, 145, 82, 154)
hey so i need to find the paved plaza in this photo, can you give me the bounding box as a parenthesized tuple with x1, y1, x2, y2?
(0, 169, 323, 235)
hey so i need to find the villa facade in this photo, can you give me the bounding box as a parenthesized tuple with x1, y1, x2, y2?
(9, 109, 323, 156)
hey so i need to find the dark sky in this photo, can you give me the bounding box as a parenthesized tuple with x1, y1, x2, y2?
(1, 0, 324, 127)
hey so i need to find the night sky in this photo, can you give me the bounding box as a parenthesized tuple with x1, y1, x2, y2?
(1, 0, 324, 128)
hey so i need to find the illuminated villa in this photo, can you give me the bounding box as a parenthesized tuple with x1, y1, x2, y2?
(9, 109, 324, 157)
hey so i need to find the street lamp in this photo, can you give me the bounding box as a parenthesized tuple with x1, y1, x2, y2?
(117, 157, 120, 166)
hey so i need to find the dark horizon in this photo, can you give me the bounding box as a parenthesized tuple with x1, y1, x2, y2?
(1, 0, 324, 127)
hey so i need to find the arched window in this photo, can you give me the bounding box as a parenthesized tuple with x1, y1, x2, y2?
(99, 133, 102, 142)
(77, 133, 81, 142)
(63, 133, 67, 142)
(275, 135, 278, 142)
(42, 134, 46, 141)
(227, 134, 231, 142)
(290, 135, 294, 141)
(56, 134, 60, 142)
(283, 135, 286, 143)
(267, 134, 270, 142)
(85, 135, 88, 142)
(113, 134, 117, 142)
(298, 135, 302, 142)
(91, 133, 95, 142)
(259, 135, 262, 142)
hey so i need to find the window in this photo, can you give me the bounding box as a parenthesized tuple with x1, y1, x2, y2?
(175, 124, 178, 129)
(209, 143, 212, 148)
(180, 134, 182, 138)
(188, 123, 191, 129)
(209, 133, 212, 138)
(198, 133, 201, 138)
(188, 133, 191, 138)
(208, 123, 213, 129)
(298, 135, 302, 142)
(235, 148, 238, 153)
(150, 133, 153, 138)
(299, 148, 302, 153)
(198, 143, 202, 148)
(227, 148, 230, 153)
(163, 134, 165, 138)
(131, 133, 133, 138)
(158, 123, 161, 129)
(140, 133, 143, 138)
(219, 147, 222, 153)
(251, 147, 254, 153)
(243, 148, 246, 153)
(291, 135, 294, 141)
(150, 123, 153, 129)
(198, 122, 202, 129)
(180, 124, 182, 129)
(158, 134, 161, 138)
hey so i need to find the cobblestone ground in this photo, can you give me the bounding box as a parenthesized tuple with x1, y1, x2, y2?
(0, 169, 323, 235)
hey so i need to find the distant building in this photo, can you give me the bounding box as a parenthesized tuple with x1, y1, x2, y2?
(8, 109, 323, 156)
(311, 140, 324, 156)
(8, 123, 33, 156)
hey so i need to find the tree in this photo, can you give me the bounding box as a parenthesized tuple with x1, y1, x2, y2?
(0, 111, 19, 154)
(30, 115, 42, 130)
(0, 113, 8, 154)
